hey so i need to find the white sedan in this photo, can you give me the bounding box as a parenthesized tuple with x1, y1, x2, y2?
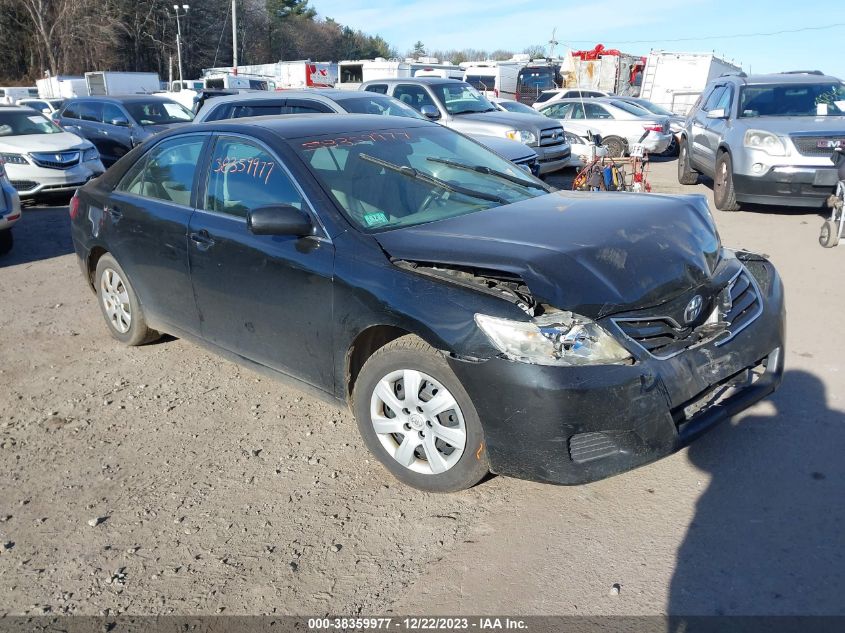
(537, 98, 673, 157)
(0, 106, 105, 199)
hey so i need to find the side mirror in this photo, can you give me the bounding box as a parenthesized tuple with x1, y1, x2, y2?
(706, 108, 728, 120)
(247, 205, 314, 237)
(420, 105, 441, 120)
(110, 118, 131, 127)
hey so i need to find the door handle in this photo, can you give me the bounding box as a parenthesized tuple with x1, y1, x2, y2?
(189, 229, 216, 250)
(104, 205, 122, 220)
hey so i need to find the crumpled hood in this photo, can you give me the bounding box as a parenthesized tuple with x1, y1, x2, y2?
(0, 131, 91, 153)
(374, 191, 721, 318)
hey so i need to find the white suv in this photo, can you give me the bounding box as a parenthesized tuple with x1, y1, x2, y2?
(0, 105, 104, 199)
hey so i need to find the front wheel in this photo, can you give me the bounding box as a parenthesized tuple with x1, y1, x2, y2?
(819, 220, 841, 248)
(677, 138, 699, 185)
(713, 152, 741, 211)
(95, 253, 160, 346)
(352, 335, 488, 492)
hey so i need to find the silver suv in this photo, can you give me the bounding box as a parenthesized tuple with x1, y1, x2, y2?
(360, 78, 570, 175)
(678, 71, 845, 210)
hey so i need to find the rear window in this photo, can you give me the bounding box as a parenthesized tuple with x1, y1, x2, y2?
(337, 95, 423, 119)
(609, 100, 652, 116)
(534, 92, 556, 103)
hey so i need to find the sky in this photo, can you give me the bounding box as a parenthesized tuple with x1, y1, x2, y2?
(310, 0, 845, 79)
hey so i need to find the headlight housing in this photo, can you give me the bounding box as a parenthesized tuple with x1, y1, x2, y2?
(744, 130, 787, 156)
(0, 152, 29, 165)
(475, 312, 632, 366)
(83, 147, 100, 162)
(505, 129, 537, 145)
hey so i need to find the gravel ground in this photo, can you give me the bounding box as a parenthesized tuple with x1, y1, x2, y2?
(0, 159, 843, 616)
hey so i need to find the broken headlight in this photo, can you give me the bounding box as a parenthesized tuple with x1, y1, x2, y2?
(475, 312, 632, 366)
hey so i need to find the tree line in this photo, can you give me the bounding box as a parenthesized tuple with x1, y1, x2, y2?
(0, 0, 398, 84)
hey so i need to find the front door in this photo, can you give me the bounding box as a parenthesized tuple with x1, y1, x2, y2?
(187, 134, 336, 390)
(106, 133, 207, 334)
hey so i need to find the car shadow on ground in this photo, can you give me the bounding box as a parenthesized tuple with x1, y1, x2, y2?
(668, 369, 845, 618)
(0, 201, 74, 268)
(694, 177, 831, 218)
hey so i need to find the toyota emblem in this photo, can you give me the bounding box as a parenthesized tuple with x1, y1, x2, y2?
(684, 295, 704, 324)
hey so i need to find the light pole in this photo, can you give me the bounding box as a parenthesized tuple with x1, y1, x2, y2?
(173, 4, 189, 87)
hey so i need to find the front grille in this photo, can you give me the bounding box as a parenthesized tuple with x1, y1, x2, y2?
(29, 151, 80, 169)
(9, 180, 38, 192)
(538, 127, 566, 147)
(611, 268, 763, 359)
(717, 268, 763, 343)
(791, 135, 844, 157)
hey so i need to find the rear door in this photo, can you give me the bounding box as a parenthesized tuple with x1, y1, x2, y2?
(73, 101, 104, 148)
(187, 134, 335, 389)
(106, 133, 208, 334)
(691, 85, 727, 172)
(97, 102, 134, 165)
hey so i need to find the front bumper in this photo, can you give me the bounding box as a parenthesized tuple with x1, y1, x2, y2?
(734, 165, 838, 207)
(5, 160, 105, 198)
(533, 144, 572, 175)
(447, 258, 785, 485)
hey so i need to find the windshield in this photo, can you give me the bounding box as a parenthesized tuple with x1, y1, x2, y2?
(518, 69, 556, 89)
(293, 126, 548, 232)
(498, 100, 541, 115)
(739, 83, 845, 117)
(431, 83, 497, 115)
(337, 94, 424, 119)
(0, 110, 63, 136)
(125, 100, 194, 125)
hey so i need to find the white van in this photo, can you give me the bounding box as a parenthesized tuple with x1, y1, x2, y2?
(461, 60, 526, 100)
(336, 58, 463, 90)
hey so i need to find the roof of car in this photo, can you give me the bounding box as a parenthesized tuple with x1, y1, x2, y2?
(199, 89, 387, 105)
(720, 72, 841, 85)
(361, 77, 463, 86)
(0, 105, 44, 113)
(189, 113, 437, 139)
(65, 95, 178, 103)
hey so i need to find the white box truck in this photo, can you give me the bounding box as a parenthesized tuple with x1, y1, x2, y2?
(37, 75, 89, 98)
(201, 61, 337, 90)
(336, 58, 463, 90)
(0, 87, 38, 102)
(639, 51, 742, 115)
(461, 58, 527, 100)
(85, 71, 161, 96)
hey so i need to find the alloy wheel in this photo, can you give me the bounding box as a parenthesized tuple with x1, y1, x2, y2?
(100, 268, 131, 334)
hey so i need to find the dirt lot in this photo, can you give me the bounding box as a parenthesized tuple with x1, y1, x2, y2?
(1, 159, 843, 617)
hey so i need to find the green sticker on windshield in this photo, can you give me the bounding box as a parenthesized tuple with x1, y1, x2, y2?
(363, 212, 389, 227)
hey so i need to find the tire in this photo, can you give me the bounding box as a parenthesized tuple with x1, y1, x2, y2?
(713, 152, 741, 211)
(677, 138, 699, 185)
(604, 136, 627, 158)
(0, 229, 12, 255)
(819, 220, 841, 248)
(94, 253, 159, 346)
(352, 335, 489, 493)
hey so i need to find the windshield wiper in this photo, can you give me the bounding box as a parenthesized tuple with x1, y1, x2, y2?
(358, 153, 508, 204)
(427, 157, 548, 191)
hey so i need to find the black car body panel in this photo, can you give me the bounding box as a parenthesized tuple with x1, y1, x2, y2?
(70, 115, 785, 486)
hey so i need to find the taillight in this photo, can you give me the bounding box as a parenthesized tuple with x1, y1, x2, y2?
(69, 193, 80, 219)
(643, 125, 663, 133)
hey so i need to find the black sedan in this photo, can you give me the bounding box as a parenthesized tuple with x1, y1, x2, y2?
(69, 114, 785, 492)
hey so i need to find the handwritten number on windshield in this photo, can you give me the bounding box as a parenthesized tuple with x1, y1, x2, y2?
(212, 157, 275, 184)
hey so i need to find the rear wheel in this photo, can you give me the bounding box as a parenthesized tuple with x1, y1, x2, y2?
(0, 229, 12, 255)
(95, 253, 159, 346)
(713, 152, 741, 211)
(677, 138, 699, 185)
(352, 335, 488, 492)
(819, 220, 841, 248)
(603, 136, 627, 158)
